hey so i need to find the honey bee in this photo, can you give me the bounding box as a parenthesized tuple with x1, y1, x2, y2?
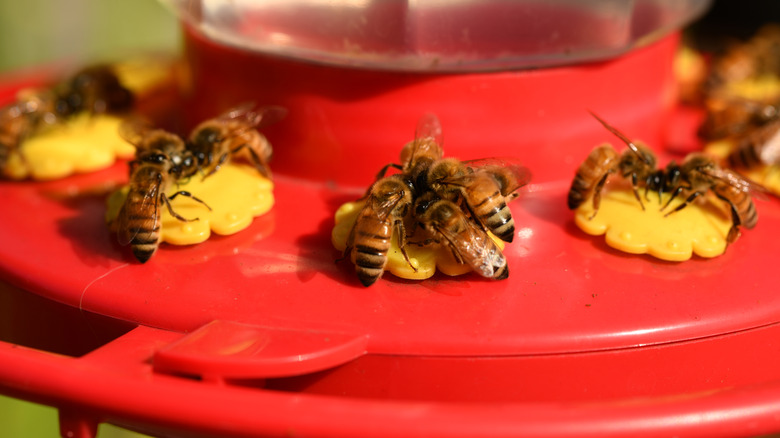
(421, 157, 531, 242)
(343, 174, 416, 286)
(342, 114, 446, 286)
(115, 121, 210, 263)
(726, 119, 780, 170)
(53, 64, 134, 117)
(414, 193, 508, 280)
(0, 94, 53, 176)
(386, 114, 530, 243)
(698, 96, 779, 141)
(187, 103, 286, 180)
(707, 24, 780, 92)
(567, 113, 658, 218)
(661, 153, 760, 244)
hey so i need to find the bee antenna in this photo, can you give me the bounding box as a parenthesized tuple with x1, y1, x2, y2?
(588, 111, 652, 165)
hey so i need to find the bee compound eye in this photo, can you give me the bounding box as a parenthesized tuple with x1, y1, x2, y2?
(415, 201, 430, 216)
(54, 98, 73, 116)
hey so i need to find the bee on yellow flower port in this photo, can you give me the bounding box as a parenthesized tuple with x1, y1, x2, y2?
(596, 115, 760, 245)
(340, 113, 441, 286)
(0, 64, 134, 179)
(114, 120, 211, 263)
(187, 103, 287, 180)
(335, 113, 528, 285)
(569, 113, 762, 261)
(0, 93, 51, 177)
(343, 174, 417, 287)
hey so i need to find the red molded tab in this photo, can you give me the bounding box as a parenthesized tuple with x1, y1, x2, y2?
(153, 320, 367, 379)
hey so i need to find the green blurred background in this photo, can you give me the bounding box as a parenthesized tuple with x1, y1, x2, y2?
(0, 0, 179, 73)
(0, 1, 177, 436)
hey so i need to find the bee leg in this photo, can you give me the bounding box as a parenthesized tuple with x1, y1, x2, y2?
(660, 186, 685, 211)
(202, 152, 230, 180)
(630, 173, 645, 211)
(663, 190, 702, 217)
(447, 242, 466, 265)
(394, 220, 417, 272)
(715, 193, 743, 244)
(237, 143, 272, 179)
(375, 163, 402, 180)
(408, 237, 437, 247)
(161, 195, 197, 222)
(166, 190, 213, 219)
(588, 173, 610, 220)
(335, 246, 351, 264)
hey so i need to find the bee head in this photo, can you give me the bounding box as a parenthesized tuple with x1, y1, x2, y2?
(682, 153, 716, 172)
(54, 94, 79, 117)
(189, 126, 222, 164)
(413, 192, 439, 219)
(619, 144, 656, 177)
(138, 152, 168, 165)
(173, 152, 199, 179)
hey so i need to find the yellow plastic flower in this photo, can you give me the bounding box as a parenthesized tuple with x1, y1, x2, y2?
(331, 199, 504, 280)
(6, 114, 134, 180)
(107, 163, 274, 245)
(573, 180, 732, 261)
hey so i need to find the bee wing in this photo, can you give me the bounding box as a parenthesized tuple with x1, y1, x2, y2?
(461, 157, 532, 195)
(414, 113, 442, 145)
(408, 113, 444, 161)
(215, 103, 287, 130)
(707, 166, 770, 200)
(116, 174, 162, 245)
(367, 187, 407, 222)
(118, 117, 155, 150)
(216, 102, 257, 121)
(253, 105, 288, 129)
(435, 215, 506, 279)
(344, 189, 401, 250)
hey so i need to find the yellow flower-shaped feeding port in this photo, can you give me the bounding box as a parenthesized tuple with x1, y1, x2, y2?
(5, 114, 134, 180)
(107, 163, 274, 245)
(574, 180, 732, 262)
(332, 200, 505, 280)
